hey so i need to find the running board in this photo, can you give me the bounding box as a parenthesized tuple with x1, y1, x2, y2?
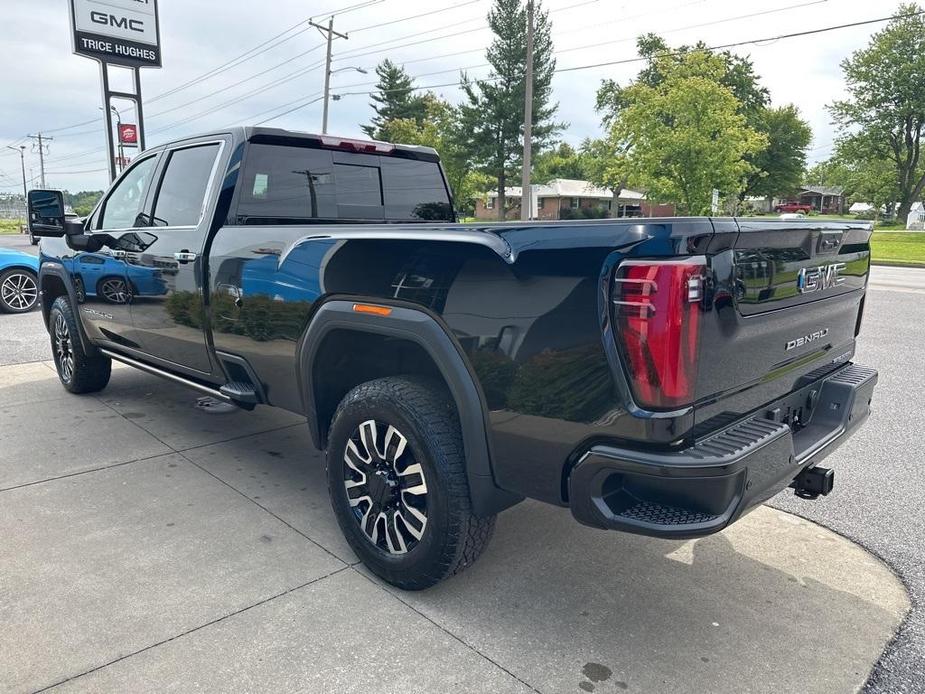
(99, 348, 233, 403)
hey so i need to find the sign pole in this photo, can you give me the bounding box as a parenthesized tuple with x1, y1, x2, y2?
(134, 67, 146, 151)
(99, 63, 118, 183)
(69, 0, 160, 182)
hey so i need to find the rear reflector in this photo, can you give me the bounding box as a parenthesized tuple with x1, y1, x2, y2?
(612, 258, 706, 409)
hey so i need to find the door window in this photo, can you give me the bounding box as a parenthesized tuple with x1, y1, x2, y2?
(98, 156, 158, 230)
(151, 144, 221, 227)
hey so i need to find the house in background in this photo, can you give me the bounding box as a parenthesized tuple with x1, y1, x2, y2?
(473, 179, 674, 221)
(795, 185, 845, 214)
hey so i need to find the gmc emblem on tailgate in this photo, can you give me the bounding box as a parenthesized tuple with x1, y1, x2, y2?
(797, 262, 846, 293)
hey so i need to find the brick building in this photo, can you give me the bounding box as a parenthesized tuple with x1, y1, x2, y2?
(473, 179, 673, 220)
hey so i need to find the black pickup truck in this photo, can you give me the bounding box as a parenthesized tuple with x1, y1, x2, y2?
(27, 127, 877, 589)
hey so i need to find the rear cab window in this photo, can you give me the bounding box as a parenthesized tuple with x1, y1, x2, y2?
(235, 141, 452, 224)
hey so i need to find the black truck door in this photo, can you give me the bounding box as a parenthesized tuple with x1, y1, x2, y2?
(125, 140, 224, 375)
(77, 153, 160, 345)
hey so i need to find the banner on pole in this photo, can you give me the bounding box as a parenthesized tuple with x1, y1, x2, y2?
(118, 123, 139, 147)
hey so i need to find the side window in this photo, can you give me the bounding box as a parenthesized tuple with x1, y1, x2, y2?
(237, 144, 335, 223)
(98, 156, 158, 230)
(381, 158, 451, 220)
(151, 144, 221, 227)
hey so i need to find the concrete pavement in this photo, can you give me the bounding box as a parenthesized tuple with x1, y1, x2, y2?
(0, 362, 910, 694)
(0, 236, 925, 692)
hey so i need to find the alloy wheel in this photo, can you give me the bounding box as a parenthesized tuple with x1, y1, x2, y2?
(99, 278, 129, 304)
(343, 419, 429, 555)
(54, 312, 74, 383)
(1, 271, 38, 311)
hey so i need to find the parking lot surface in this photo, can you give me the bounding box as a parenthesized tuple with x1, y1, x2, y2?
(0, 231, 918, 692)
(771, 270, 925, 693)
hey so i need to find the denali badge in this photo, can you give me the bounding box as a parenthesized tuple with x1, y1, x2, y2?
(797, 263, 846, 293)
(786, 329, 829, 351)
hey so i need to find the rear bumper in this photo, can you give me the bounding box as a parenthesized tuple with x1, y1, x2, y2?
(568, 363, 877, 538)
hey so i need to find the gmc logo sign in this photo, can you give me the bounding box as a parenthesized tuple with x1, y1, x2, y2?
(90, 11, 144, 32)
(797, 263, 846, 294)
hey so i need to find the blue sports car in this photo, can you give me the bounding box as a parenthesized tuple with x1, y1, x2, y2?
(0, 246, 39, 313)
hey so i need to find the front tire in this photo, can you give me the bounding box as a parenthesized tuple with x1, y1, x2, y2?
(0, 268, 38, 313)
(327, 376, 496, 590)
(49, 296, 111, 394)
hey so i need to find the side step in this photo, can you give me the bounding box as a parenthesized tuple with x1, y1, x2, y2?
(219, 381, 259, 409)
(99, 349, 258, 410)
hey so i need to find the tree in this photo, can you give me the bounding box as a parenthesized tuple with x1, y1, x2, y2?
(744, 105, 812, 201)
(809, 138, 900, 217)
(580, 136, 630, 199)
(830, 4, 925, 220)
(361, 60, 428, 140)
(533, 143, 587, 182)
(597, 33, 770, 127)
(600, 50, 766, 215)
(384, 95, 492, 216)
(458, 0, 561, 219)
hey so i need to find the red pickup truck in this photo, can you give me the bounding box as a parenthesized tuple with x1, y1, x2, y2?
(776, 201, 813, 214)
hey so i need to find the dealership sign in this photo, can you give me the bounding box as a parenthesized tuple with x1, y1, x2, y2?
(118, 123, 139, 146)
(69, 0, 161, 67)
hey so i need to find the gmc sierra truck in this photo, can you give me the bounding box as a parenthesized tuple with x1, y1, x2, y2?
(27, 127, 878, 590)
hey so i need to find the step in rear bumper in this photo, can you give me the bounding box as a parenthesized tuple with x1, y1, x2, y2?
(568, 363, 878, 539)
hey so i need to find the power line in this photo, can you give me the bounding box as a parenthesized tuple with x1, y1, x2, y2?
(556, 9, 924, 73)
(347, 0, 483, 32)
(255, 95, 326, 125)
(334, 8, 923, 100)
(147, 49, 325, 119)
(332, 0, 595, 63)
(38, 6, 914, 174)
(146, 59, 328, 136)
(33, 0, 379, 135)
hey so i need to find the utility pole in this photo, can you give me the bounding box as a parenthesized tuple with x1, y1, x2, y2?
(27, 133, 51, 188)
(520, 0, 534, 221)
(310, 17, 349, 134)
(5, 145, 27, 227)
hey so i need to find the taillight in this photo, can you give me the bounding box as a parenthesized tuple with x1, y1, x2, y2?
(612, 258, 706, 409)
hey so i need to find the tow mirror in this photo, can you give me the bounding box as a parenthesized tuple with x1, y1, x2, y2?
(27, 189, 68, 237)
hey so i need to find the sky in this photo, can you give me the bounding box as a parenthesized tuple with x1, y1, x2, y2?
(0, 0, 899, 193)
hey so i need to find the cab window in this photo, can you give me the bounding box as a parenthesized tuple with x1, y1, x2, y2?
(150, 144, 221, 227)
(98, 156, 158, 230)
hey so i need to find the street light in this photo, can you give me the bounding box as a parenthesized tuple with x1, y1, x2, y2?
(322, 66, 367, 134)
(6, 145, 27, 228)
(99, 105, 125, 173)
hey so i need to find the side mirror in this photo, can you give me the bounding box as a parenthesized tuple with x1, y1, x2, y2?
(27, 189, 68, 238)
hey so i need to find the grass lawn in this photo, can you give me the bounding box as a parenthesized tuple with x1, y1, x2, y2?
(870, 232, 925, 266)
(0, 219, 24, 234)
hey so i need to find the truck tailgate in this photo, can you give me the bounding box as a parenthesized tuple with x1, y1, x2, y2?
(692, 219, 872, 430)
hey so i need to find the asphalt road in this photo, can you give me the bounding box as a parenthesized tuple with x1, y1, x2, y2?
(1, 231, 923, 691)
(771, 266, 925, 693)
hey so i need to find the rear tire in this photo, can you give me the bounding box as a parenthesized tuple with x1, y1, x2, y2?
(327, 376, 495, 590)
(49, 296, 111, 394)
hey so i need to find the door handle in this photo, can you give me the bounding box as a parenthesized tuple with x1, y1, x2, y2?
(174, 251, 198, 263)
